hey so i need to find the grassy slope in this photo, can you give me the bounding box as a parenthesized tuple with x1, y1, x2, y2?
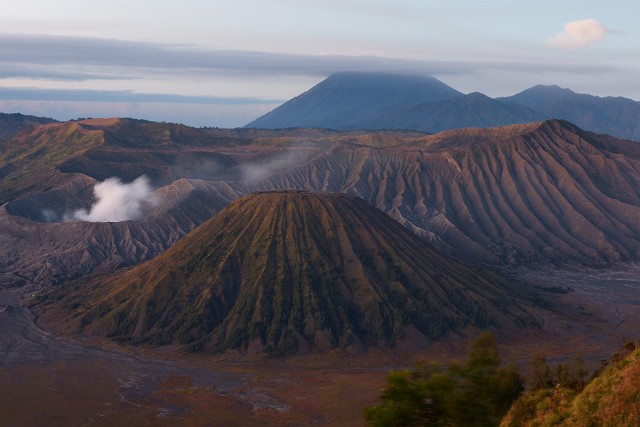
(0, 122, 105, 204)
(501, 347, 640, 426)
(568, 348, 640, 426)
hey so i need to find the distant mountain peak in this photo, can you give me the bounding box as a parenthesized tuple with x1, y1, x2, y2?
(504, 85, 575, 112)
(243, 74, 640, 141)
(527, 84, 574, 93)
(465, 91, 491, 98)
(245, 72, 463, 130)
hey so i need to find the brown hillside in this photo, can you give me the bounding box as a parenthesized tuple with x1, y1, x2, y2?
(250, 120, 640, 264)
(3, 119, 640, 287)
(0, 112, 57, 141)
(0, 121, 105, 204)
(44, 191, 536, 355)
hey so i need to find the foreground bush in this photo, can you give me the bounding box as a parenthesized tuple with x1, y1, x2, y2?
(366, 333, 523, 426)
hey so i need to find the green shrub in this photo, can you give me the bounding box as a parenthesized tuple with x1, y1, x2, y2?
(366, 332, 524, 426)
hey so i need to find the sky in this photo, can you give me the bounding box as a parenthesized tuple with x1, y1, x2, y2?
(1, 0, 638, 127)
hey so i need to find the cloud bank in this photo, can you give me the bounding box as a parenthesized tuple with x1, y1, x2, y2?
(71, 176, 158, 222)
(0, 33, 616, 84)
(0, 31, 633, 126)
(547, 19, 608, 48)
(0, 87, 282, 105)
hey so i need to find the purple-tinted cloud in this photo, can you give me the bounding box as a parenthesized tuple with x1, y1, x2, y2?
(0, 33, 617, 83)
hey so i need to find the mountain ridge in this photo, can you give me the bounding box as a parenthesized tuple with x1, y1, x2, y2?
(352, 92, 542, 133)
(2, 119, 640, 288)
(247, 73, 640, 141)
(0, 112, 57, 142)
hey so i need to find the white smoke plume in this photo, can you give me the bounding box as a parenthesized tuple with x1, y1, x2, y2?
(41, 209, 57, 222)
(240, 150, 309, 182)
(70, 175, 158, 222)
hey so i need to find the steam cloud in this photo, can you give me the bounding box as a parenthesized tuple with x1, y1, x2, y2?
(547, 19, 608, 49)
(71, 175, 158, 222)
(240, 150, 310, 182)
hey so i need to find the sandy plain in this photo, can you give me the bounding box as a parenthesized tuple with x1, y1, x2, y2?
(1, 263, 640, 426)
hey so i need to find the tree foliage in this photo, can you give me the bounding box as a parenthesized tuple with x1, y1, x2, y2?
(528, 352, 589, 393)
(366, 332, 524, 426)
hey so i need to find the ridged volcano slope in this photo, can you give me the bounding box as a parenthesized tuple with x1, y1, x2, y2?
(248, 120, 640, 265)
(4, 119, 640, 292)
(52, 191, 534, 355)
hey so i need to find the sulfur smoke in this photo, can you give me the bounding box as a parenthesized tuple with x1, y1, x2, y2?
(240, 150, 308, 182)
(71, 175, 158, 222)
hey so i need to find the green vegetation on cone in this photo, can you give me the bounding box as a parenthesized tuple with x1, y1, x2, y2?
(46, 191, 535, 354)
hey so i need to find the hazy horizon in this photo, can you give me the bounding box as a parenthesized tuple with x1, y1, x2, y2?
(1, 1, 638, 127)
